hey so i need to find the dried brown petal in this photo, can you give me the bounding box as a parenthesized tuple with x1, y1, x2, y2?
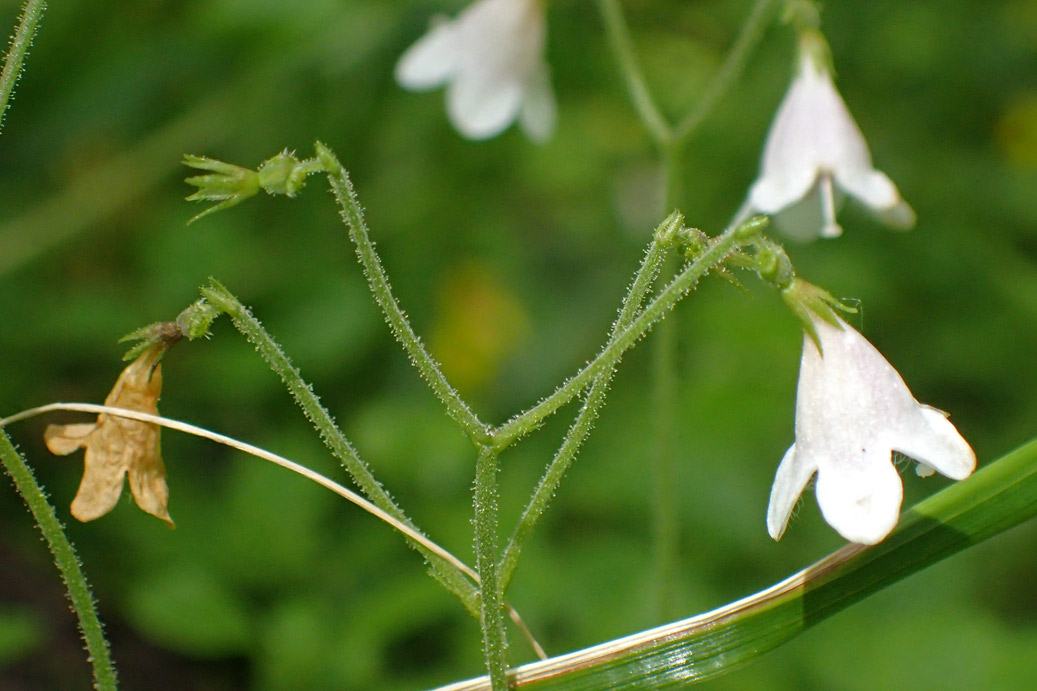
(45, 344, 173, 527)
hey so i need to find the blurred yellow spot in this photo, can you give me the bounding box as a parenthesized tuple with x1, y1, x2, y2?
(995, 92, 1037, 169)
(430, 262, 529, 394)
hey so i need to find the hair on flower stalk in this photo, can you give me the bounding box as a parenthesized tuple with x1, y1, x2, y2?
(395, 0, 556, 142)
(733, 26, 915, 240)
(768, 279, 976, 545)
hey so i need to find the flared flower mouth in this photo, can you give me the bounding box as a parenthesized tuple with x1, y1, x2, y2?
(767, 312, 975, 545)
(738, 41, 914, 239)
(395, 0, 556, 142)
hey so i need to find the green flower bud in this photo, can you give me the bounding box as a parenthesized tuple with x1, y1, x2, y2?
(755, 239, 794, 290)
(184, 149, 326, 223)
(733, 214, 770, 242)
(653, 210, 685, 247)
(175, 299, 221, 341)
(257, 150, 314, 197)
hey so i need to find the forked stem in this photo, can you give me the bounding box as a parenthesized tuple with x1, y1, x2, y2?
(494, 223, 745, 448)
(315, 143, 492, 446)
(499, 223, 673, 589)
(201, 281, 482, 614)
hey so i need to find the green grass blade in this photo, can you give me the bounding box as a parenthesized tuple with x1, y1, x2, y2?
(434, 437, 1037, 690)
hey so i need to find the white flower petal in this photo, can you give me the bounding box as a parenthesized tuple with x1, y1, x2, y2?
(875, 198, 917, 230)
(815, 447, 903, 545)
(395, 20, 461, 90)
(892, 405, 976, 481)
(768, 311, 976, 544)
(737, 49, 912, 239)
(766, 443, 818, 540)
(748, 165, 818, 216)
(834, 168, 899, 213)
(447, 74, 524, 139)
(395, 0, 553, 141)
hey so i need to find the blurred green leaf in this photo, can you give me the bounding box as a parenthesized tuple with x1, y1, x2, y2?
(0, 606, 45, 666)
(124, 561, 252, 658)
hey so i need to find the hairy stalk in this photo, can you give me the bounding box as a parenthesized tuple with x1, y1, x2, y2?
(495, 225, 743, 448)
(201, 281, 481, 614)
(499, 230, 672, 589)
(0, 431, 117, 690)
(672, 0, 777, 144)
(0, 0, 46, 135)
(4, 403, 478, 581)
(473, 445, 509, 690)
(595, 0, 671, 146)
(1, 402, 547, 659)
(314, 142, 491, 446)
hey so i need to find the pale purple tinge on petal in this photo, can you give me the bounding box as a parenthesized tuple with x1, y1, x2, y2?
(767, 314, 975, 545)
(395, 0, 555, 142)
(738, 48, 914, 239)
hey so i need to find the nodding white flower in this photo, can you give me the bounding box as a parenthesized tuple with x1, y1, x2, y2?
(768, 313, 975, 545)
(737, 35, 915, 240)
(395, 0, 555, 142)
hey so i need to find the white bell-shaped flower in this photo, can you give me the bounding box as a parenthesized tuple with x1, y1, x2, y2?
(395, 0, 555, 142)
(738, 35, 915, 240)
(768, 314, 975, 545)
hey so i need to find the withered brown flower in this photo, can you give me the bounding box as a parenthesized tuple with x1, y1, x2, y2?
(45, 344, 173, 527)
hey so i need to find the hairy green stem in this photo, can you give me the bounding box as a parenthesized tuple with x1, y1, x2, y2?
(499, 230, 672, 589)
(0, 431, 117, 690)
(473, 445, 509, 690)
(495, 226, 743, 448)
(314, 142, 492, 446)
(0, 0, 46, 135)
(201, 280, 480, 614)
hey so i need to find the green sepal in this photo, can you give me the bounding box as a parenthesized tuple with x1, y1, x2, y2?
(781, 278, 857, 351)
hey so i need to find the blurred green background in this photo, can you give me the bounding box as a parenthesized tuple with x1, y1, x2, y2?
(0, 0, 1034, 688)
